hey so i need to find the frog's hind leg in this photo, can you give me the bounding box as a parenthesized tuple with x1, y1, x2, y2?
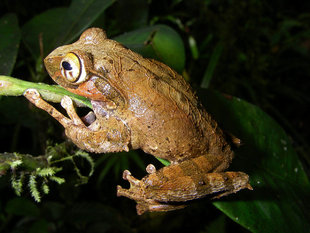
(117, 155, 252, 215)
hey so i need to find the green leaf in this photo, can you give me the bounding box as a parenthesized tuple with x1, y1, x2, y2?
(198, 90, 310, 233)
(114, 25, 185, 73)
(108, 0, 148, 33)
(22, 8, 67, 59)
(22, 0, 115, 58)
(0, 14, 21, 75)
(200, 42, 223, 88)
(55, 0, 115, 46)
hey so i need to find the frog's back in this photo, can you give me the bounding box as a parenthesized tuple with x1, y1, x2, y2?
(142, 58, 231, 156)
(105, 38, 232, 162)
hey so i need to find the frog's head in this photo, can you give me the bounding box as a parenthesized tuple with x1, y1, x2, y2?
(44, 28, 118, 102)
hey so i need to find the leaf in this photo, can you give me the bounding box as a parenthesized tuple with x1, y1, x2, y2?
(108, 0, 149, 33)
(114, 25, 185, 73)
(22, 8, 67, 59)
(200, 42, 223, 88)
(22, 0, 115, 58)
(0, 14, 21, 75)
(54, 0, 115, 46)
(198, 90, 310, 233)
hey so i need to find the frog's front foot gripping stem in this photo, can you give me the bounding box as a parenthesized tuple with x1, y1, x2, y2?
(24, 89, 72, 127)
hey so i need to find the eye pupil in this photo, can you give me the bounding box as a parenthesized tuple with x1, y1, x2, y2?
(62, 61, 72, 70)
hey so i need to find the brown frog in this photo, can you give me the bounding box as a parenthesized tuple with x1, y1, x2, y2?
(24, 28, 252, 215)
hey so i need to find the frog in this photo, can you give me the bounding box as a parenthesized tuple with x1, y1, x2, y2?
(24, 28, 252, 215)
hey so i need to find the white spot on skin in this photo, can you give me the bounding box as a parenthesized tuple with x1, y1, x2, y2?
(294, 167, 298, 173)
(149, 145, 158, 151)
(146, 164, 156, 174)
(128, 94, 147, 115)
(84, 35, 96, 44)
(283, 146, 287, 151)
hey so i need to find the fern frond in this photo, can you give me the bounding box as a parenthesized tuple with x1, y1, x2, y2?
(49, 176, 65, 184)
(11, 173, 24, 196)
(76, 150, 95, 176)
(9, 159, 22, 169)
(28, 175, 41, 202)
(36, 167, 56, 177)
(41, 182, 49, 194)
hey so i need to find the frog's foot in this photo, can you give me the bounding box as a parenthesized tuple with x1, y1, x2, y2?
(117, 160, 252, 215)
(24, 89, 130, 153)
(24, 89, 88, 128)
(117, 169, 186, 215)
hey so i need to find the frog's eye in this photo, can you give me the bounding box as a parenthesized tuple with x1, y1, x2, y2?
(60, 52, 88, 84)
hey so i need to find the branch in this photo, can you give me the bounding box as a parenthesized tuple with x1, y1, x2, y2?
(0, 75, 91, 108)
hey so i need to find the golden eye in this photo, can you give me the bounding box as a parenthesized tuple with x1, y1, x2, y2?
(60, 52, 88, 83)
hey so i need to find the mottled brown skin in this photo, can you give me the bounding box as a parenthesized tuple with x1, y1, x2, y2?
(24, 28, 252, 215)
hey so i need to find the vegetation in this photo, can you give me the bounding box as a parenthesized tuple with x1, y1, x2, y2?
(0, 0, 309, 232)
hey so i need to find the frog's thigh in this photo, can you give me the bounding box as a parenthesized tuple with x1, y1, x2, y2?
(117, 156, 251, 214)
(141, 155, 251, 202)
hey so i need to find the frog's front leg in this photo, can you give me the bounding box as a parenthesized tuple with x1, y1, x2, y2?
(117, 155, 252, 215)
(24, 89, 130, 153)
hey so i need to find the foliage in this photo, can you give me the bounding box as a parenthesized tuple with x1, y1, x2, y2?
(0, 142, 94, 203)
(0, 0, 309, 232)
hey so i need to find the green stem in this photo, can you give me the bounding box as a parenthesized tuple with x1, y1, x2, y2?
(0, 75, 92, 108)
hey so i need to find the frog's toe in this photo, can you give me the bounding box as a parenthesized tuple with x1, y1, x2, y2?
(122, 170, 140, 186)
(117, 170, 145, 203)
(24, 89, 44, 106)
(60, 95, 73, 108)
(60, 96, 85, 125)
(24, 88, 40, 100)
